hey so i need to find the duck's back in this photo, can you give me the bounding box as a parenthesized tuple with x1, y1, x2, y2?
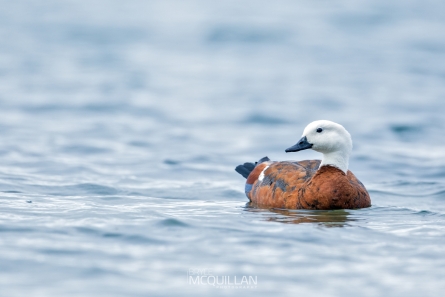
(244, 159, 371, 210)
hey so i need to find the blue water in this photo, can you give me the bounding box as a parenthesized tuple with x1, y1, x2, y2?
(1, 1, 445, 296)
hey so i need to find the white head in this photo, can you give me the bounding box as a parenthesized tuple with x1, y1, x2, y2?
(285, 120, 352, 173)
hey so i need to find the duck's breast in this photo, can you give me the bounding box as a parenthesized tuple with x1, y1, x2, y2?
(298, 166, 371, 209)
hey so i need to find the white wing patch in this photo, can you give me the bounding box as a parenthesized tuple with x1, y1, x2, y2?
(258, 165, 270, 182)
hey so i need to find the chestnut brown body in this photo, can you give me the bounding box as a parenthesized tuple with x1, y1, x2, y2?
(247, 160, 371, 210)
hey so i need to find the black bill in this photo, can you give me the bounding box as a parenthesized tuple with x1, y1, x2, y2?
(285, 136, 313, 152)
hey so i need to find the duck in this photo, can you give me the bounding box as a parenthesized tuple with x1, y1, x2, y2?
(235, 120, 371, 210)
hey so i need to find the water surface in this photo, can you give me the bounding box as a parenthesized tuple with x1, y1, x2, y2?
(0, 1, 445, 296)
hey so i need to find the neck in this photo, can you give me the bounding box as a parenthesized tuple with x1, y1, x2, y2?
(320, 151, 349, 173)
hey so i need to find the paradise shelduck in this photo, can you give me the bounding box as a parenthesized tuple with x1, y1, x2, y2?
(235, 120, 371, 210)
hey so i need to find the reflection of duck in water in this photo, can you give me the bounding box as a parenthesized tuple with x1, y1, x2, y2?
(247, 208, 353, 227)
(236, 120, 371, 210)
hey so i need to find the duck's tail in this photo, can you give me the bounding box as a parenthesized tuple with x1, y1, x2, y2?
(235, 156, 270, 179)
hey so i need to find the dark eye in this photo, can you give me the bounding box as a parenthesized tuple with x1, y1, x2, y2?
(316, 128, 323, 133)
